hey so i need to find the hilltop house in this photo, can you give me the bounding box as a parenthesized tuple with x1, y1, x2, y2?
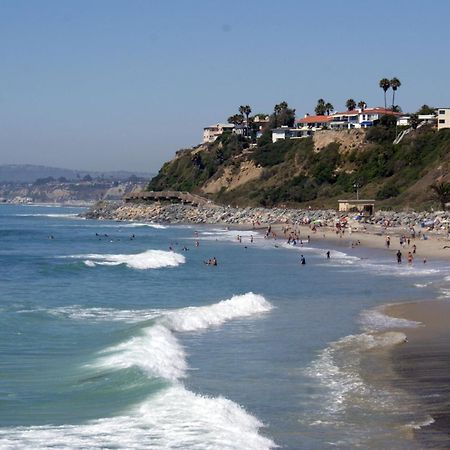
(203, 123, 235, 143)
(296, 114, 332, 132)
(272, 107, 401, 142)
(329, 108, 401, 130)
(396, 114, 437, 127)
(437, 108, 450, 130)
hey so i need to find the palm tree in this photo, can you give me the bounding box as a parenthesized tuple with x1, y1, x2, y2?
(239, 105, 252, 126)
(430, 181, 450, 210)
(390, 78, 401, 109)
(315, 99, 326, 115)
(325, 102, 334, 115)
(379, 78, 390, 110)
(357, 100, 366, 111)
(346, 99, 356, 111)
(227, 114, 244, 125)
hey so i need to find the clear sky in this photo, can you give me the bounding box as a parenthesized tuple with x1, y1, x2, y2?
(1, 0, 450, 172)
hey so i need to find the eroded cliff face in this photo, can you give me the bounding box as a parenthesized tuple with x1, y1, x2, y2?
(147, 126, 450, 210)
(202, 160, 263, 194)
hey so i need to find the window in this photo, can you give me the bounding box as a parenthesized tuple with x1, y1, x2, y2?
(439, 110, 446, 114)
(439, 119, 446, 123)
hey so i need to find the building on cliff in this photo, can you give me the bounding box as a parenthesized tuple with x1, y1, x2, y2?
(438, 108, 450, 130)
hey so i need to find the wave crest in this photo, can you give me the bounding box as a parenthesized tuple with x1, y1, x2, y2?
(91, 293, 272, 381)
(67, 249, 185, 270)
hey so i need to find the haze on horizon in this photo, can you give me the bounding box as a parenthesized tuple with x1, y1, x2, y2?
(1, 0, 449, 173)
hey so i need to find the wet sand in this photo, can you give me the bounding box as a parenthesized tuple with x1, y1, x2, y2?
(385, 300, 450, 447)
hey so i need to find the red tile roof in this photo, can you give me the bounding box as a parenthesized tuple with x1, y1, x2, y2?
(297, 115, 333, 124)
(333, 108, 402, 116)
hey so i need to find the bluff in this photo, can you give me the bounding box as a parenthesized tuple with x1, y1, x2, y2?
(147, 124, 450, 210)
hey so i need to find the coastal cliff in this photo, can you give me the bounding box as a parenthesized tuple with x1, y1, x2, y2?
(147, 125, 450, 210)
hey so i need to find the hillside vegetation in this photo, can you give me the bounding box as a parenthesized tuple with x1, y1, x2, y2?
(148, 125, 450, 210)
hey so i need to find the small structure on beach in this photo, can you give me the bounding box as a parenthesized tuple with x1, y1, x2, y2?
(338, 199, 375, 216)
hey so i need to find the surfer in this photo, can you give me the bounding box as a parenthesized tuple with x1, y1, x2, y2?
(300, 255, 306, 265)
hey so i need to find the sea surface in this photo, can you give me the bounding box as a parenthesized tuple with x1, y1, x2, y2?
(1, 204, 450, 449)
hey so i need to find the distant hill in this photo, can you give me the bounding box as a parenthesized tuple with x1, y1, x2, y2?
(0, 165, 154, 183)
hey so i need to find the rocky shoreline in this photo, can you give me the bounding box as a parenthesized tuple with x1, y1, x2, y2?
(83, 200, 450, 231)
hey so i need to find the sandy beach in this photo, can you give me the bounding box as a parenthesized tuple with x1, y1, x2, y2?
(382, 301, 450, 447)
(272, 222, 450, 263)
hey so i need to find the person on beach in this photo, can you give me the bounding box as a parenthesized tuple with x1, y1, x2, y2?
(386, 236, 390, 248)
(396, 250, 402, 264)
(412, 244, 416, 254)
(407, 252, 413, 265)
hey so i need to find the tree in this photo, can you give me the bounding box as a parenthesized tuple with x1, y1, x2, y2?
(239, 105, 252, 125)
(410, 113, 419, 130)
(390, 77, 401, 109)
(358, 100, 366, 111)
(430, 181, 450, 210)
(417, 104, 435, 115)
(228, 114, 244, 125)
(346, 99, 356, 111)
(272, 101, 296, 127)
(315, 98, 326, 115)
(379, 78, 391, 110)
(325, 102, 334, 115)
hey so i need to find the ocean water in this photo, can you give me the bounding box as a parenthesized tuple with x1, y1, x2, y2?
(1, 204, 449, 449)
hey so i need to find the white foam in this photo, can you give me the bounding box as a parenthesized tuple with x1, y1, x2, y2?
(6, 294, 276, 447)
(122, 222, 167, 229)
(93, 323, 187, 381)
(405, 415, 435, 430)
(46, 306, 162, 323)
(305, 331, 408, 416)
(15, 213, 79, 218)
(66, 249, 185, 270)
(359, 308, 422, 332)
(92, 293, 272, 381)
(0, 385, 276, 449)
(162, 292, 273, 332)
(39, 293, 275, 448)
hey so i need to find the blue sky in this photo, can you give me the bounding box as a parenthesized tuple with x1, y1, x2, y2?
(1, 0, 450, 172)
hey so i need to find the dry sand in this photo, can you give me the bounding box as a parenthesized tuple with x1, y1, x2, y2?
(270, 222, 450, 263)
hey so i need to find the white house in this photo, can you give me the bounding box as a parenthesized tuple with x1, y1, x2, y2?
(437, 108, 450, 130)
(271, 126, 305, 143)
(329, 107, 401, 130)
(203, 123, 235, 143)
(397, 114, 437, 127)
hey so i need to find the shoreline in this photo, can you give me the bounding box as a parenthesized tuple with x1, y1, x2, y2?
(382, 300, 450, 447)
(84, 200, 450, 262)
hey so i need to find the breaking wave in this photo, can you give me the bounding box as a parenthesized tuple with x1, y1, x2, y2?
(92, 293, 272, 381)
(65, 249, 185, 270)
(1, 293, 275, 449)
